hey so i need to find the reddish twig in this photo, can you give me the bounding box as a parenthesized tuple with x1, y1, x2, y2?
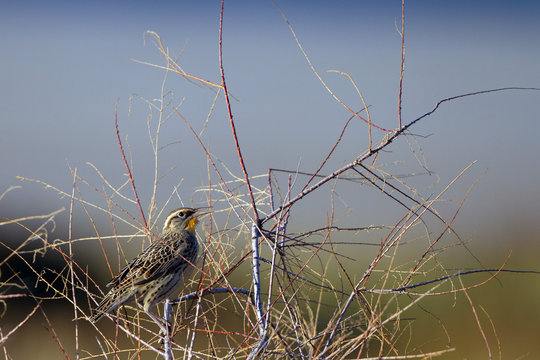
(42, 323, 70, 360)
(218, 0, 259, 223)
(218, 2, 266, 358)
(398, 0, 405, 128)
(114, 101, 149, 234)
(0, 294, 26, 300)
(0, 302, 41, 344)
(301, 108, 364, 193)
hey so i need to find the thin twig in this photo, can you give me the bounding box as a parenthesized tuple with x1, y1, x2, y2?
(95, 337, 110, 360)
(218, 0, 259, 223)
(262, 87, 540, 224)
(460, 278, 492, 360)
(114, 100, 149, 235)
(271, 1, 393, 133)
(0, 302, 41, 345)
(68, 168, 80, 359)
(170, 287, 253, 304)
(397, 0, 405, 128)
(187, 294, 203, 360)
(218, 2, 267, 358)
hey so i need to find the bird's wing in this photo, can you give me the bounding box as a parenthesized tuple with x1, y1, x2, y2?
(106, 236, 188, 288)
(133, 238, 190, 286)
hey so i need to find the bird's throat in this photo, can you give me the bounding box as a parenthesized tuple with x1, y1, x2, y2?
(186, 217, 199, 232)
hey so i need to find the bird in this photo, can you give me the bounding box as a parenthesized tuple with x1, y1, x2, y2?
(90, 207, 203, 323)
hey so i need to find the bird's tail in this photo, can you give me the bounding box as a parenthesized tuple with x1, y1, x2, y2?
(89, 290, 129, 323)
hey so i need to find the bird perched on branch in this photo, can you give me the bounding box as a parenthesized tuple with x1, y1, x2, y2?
(90, 207, 203, 323)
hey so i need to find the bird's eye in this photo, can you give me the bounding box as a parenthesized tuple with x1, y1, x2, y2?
(177, 211, 186, 218)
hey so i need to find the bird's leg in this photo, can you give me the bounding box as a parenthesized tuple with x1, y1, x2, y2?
(145, 309, 171, 333)
(143, 306, 175, 348)
(136, 301, 171, 336)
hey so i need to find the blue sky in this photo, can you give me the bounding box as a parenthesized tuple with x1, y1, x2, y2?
(1, 1, 539, 239)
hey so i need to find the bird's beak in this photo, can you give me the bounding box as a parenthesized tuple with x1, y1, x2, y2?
(194, 207, 211, 218)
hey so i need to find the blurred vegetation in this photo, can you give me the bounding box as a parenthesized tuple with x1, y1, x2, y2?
(2, 213, 539, 359)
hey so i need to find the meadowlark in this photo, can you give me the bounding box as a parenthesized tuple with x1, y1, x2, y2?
(90, 208, 202, 323)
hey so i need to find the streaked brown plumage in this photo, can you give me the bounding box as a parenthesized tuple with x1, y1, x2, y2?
(90, 208, 201, 323)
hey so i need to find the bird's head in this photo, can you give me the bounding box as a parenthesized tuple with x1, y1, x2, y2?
(163, 208, 205, 232)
